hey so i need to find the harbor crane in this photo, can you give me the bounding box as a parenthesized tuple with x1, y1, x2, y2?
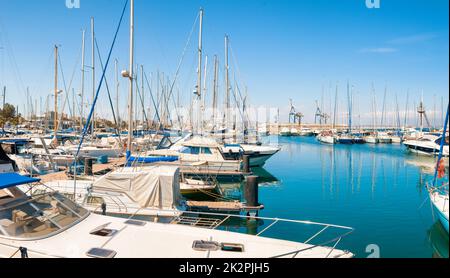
(289, 99, 304, 125)
(314, 100, 328, 125)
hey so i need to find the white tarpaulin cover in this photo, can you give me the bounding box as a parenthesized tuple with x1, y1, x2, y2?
(93, 166, 180, 209)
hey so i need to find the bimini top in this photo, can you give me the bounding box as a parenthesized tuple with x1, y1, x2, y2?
(182, 136, 219, 148)
(0, 173, 41, 190)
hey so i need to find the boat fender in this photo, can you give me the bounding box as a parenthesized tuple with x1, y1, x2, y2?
(19, 247, 28, 258)
(437, 159, 445, 179)
(101, 203, 107, 216)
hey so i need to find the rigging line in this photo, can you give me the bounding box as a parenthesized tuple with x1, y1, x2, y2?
(165, 12, 199, 126)
(134, 74, 149, 125)
(94, 38, 121, 139)
(143, 70, 162, 128)
(0, 18, 26, 97)
(234, 79, 251, 123)
(56, 47, 81, 131)
(161, 76, 174, 127)
(432, 103, 449, 188)
(229, 43, 247, 104)
(57, 51, 73, 118)
(76, 0, 129, 158)
(229, 88, 245, 130)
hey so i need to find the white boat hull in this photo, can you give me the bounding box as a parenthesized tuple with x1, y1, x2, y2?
(317, 136, 336, 144)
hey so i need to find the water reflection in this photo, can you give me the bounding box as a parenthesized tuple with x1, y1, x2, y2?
(428, 222, 449, 258)
(314, 142, 413, 199)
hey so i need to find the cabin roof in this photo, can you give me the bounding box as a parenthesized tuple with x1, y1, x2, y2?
(182, 136, 219, 148)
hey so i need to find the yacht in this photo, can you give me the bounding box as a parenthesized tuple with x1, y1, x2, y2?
(60, 137, 123, 159)
(337, 134, 354, 145)
(403, 134, 449, 157)
(149, 134, 280, 168)
(221, 143, 281, 167)
(27, 137, 74, 167)
(377, 132, 392, 144)
(0, 172, 354, 258)
(0, 139, 57, 175)
(279, 127, 291, 136)
(317, 131, 336, 144)
(290, 128, 300, 136)
(299, 128, 314, 137)
(0, 145, 18, 173)
(146, 136, 242, 172)
(364, 133, 379, 144)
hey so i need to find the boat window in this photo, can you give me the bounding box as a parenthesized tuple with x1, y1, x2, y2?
(435, 137, 449, 146)
(0, 192, 89, 240)
(90, 228, 117, 237)
(221, 243, 244, 252)
(201, 148, 212, 155)
(192, 241, 244, 252)
(86, 248, 117, 258)
(190, 147, 200, 155)
(180, 147, 190, 154)
(180, 147, 200, 155)
(192, 240, 221, 251)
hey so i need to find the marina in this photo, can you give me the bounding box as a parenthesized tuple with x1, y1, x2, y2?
(0, 0, 448, 262)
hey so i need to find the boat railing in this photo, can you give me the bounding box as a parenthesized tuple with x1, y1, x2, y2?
(0, 242, 63, 258)
(123, 208, 354, 257)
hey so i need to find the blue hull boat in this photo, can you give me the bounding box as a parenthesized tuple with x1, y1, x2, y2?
(338, 138, 354, 145)
(433, 202, 449, 234)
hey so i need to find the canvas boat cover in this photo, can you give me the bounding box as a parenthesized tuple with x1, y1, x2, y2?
(93, 165, 181, 209)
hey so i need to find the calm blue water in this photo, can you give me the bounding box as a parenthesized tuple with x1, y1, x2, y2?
(223, 136, 448, 258)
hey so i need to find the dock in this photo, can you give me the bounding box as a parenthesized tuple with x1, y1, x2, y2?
(39, 157, 127, 183)
(186, 200, 264, 214)
(91, 157, 127, 174)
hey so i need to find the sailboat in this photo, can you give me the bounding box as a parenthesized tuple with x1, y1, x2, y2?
(426, 103, 449, 234)
(317, 84, 338, 144)
(364, 87, 379, 144)
(337, 82, 355, 144)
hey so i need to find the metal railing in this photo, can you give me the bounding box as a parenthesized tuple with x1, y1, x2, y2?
(124, 208, 354, 258)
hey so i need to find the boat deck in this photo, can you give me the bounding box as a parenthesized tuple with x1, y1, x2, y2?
(38, 157, 127, 183)
(152, 161, 246, 179)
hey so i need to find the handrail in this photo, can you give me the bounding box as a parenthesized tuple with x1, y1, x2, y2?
(0, 242, 63, 258)
(124, 208, 354, 255)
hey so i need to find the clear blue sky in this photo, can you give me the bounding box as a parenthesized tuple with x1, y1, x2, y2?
(0, 0, 448, 125)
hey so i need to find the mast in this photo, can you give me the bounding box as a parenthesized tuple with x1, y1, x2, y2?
(404, 90, 409, 128)
(2, 86, 5, 109)
(381, 86, 387, 130)
(72, 88, 75, 123)
(195, 8, 203, 135)
(347, 81, 352, 133)
(224, 35, 230, 127)
(202, 55, 208, 114)
(80, 29, 85, 130)
(371, 83, 376, 135)
(127, 0, 135, 153)
(333, 84, 338, 130)
(115, 59, 120, 130)
(2, 86, 5, 131)
(212, 55, 218, 128)
(54, 45, 59, 138)
(141, 65, 145, 128)
(91, 17, 95, 134)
